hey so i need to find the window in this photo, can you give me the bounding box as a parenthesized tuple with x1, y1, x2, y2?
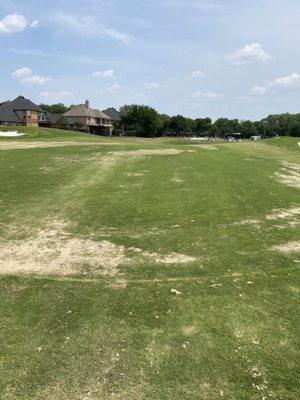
(68, 117, 73, 124)
(39, 113, 46, 122)
(26, 110, 31, 117)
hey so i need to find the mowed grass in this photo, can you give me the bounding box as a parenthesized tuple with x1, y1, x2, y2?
(0, 126, 299, 399)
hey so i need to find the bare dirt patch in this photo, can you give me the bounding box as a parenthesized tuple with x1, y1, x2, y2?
(266, 207, 300, 220)
(109, 149, 185, 157)
(128, 247, 196, 265)
(143, 251, 196, 264)
(182, 326, 197, 335)
(270, 241, 300, 254)
(274, 163, 300, 188)
(0, 141, 122, 150)
(0, 220, 197, 276)
(0, 224, 129, 276)
(281, 162, 300, 171)
(188, 144, 218, 151)
(233, 219, 260, 227)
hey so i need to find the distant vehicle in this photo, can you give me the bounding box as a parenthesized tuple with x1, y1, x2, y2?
(250, 135, 262, 141)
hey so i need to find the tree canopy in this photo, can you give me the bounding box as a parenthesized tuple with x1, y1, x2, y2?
(39, 103, 70, 115)
(40, 101, 300, 138)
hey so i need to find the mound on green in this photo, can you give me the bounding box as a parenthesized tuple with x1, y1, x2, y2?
(0, 128, 299, 399)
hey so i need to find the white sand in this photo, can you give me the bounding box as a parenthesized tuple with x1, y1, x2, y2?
(0, 131, 24, 137)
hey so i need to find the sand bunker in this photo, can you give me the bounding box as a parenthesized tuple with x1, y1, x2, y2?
(0, 131, 24, 137)
(270, 241, 300, 254)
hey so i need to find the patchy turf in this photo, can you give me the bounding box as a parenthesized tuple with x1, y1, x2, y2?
(0, 126, 299, 399)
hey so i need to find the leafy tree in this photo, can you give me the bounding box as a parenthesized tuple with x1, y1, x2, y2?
(73, 120, 85, 131)
(239, 120, 257, 138)
(157, 114, 171, 136)
(194, 117, 212, 135)
(39, 103, 70, 114)
(169, 115, 191, 136)
(119, 105, 159, 137)
(57, 116, 68, 130)
(213, 118, 234, 137)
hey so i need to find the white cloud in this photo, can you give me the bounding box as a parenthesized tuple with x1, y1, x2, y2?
(189, 70, 210, 79)
(12, 67, 50, 85)
(144, 82, 160, 89)
(193, 91, 225, 100)
(21, 76, 51, 85)
(30, 20, 39, 29)
(54, 14, 132, 44)
(11, 67, 32, 79)
(92, 69, 117, 79)
(270, 73, 300, 87)
(249, 85, 267, 96)
(0, 13, 28, 33)
(0, 13, 39, 34)
(100, 84, 120, 95)
(225, 43, 273, 66)
(39, 91, 74, 99)
(248, 72, 300, 96)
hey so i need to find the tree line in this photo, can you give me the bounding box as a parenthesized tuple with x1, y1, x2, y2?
(119, 105, 300, 138)
(39, 102, 300, 137)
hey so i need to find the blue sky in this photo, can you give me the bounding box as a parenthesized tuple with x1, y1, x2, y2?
(0, 0, 299, 120)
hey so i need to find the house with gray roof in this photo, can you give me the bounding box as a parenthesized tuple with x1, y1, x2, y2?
(63, 100, 113, 135)
(102, 107, 120, 122)
(0, 95, 44, 127)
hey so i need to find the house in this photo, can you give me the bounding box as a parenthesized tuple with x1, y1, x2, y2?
(63, 100, 113, 135)
(0, 95, 44, 127)
(102, 107, 120, 123)
(39, 113, 62, 129)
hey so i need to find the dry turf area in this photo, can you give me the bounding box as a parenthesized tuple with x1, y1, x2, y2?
(0, 126, 299, 399)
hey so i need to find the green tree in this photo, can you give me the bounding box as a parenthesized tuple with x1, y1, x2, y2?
(194, 117, 212, 135)
(119, 105, 159, 137)
(157, 114, 171, 136)
(213, 118, 234, 137)
(39, 103, 70, 114)
(239, 120, 257, 138)
(57, 116, 68, 130)
(169, 115, 191, 136)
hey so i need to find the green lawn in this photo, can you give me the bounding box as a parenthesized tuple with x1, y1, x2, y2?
(0, 126, 299, 399)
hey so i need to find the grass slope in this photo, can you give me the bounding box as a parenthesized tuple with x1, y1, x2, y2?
(0, 126, 299, 399)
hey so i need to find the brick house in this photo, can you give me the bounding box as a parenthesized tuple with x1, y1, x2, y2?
(0, 96, 44, 127)
(63, 100, 113, 135)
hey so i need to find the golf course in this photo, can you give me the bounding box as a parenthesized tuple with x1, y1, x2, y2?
(0, 126, 299, 399)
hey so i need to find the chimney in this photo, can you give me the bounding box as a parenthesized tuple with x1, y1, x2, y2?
(85, 100, 90, 109)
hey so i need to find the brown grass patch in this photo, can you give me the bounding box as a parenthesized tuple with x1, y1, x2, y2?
(0, 224, 129, 276)
(0, 141, 122, 150)
(270, 241, 300, 254)
(233, 219, 260, 226)
(266, 207, 300, 220)
(109, 148, 185, 157)
(275, 163, 300, 188)
(0, 220, 197, 276)
(188, 144, 218, 151)
(182, 326, 197, 335)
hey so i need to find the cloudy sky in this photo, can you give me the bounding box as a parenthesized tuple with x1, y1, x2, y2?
(0, 0, 299, 120)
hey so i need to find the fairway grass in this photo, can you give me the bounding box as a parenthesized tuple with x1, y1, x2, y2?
(0, 127, 299, 399)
